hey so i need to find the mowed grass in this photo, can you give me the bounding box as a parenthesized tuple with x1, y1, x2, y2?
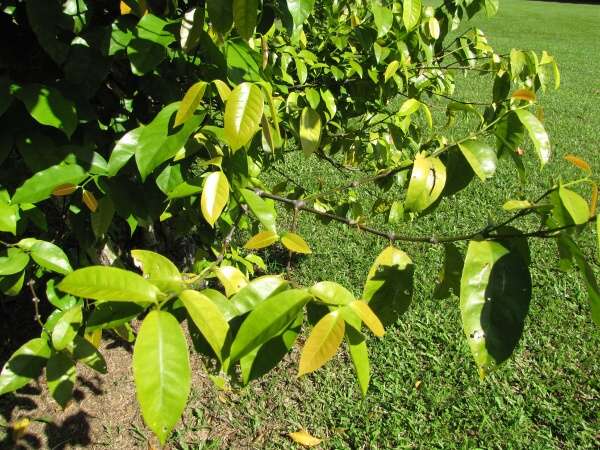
(183, 1, 600, 448)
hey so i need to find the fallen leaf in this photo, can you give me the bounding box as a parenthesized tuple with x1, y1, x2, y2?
(289, 429, 322, 447)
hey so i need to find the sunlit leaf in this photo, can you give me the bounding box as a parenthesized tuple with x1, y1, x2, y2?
(244, 231, 279, 249)
(403, 0, 421, 31)
(288, 429, 322, 447)
(281, 232, 312, 254)
(515, 109, 551, 167)
(0, 338, 50, 395)
(348, 300, 384, 337)
(224, 82, 264, 151)
(299, 107, 322, 157)
(458, 140, 497, 181)
(201, 171, 230, 227)
(215, 265, 248, 297)
(298, 310, 345, 376)
(309, 281, 354, 305)
(564, 154, 591, 173)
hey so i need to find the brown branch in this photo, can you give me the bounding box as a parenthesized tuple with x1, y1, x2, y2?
(27, 279, 43, 327)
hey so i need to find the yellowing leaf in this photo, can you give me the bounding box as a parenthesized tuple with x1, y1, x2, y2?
(384, 60, 400, 82)
(299, 107, 322, 157)
(511, 89, 536, 102)
(215, 266, 248, 297)
(52, 184, 77, 196)
(288, 429, 322, 447)
(224, 82, 264, 151)
(201, 172, 229, 227)
(502, 200, 532, 211)
(428, 17, 440, 39)
(82, 190, 98, 212)
(564, 154, 591, 173)
(298, 310, 345, 376)
(244, 231, 279, 249)
(85, 329, 102, 348)
(348, 300, 384, 337)
(281, 232, 311, 254)
(213, 80, 232, 102)
(175, 81, 207, 127)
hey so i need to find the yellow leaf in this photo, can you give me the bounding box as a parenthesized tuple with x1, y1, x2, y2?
(244, 231, 279, 249)
(384, 60, 400, 83)
(52, 183, 78, 196)
(175, 81, 207, 127)
(299, 107, 322, 157)
(502, 200, 532, 211)
(288, 429, 322, 447)
(82, 190, 98, 212)
(298, 310, 344, 376)
(120, 0, 147, 16)
(564, 154, 591, 173)
(11, 417, 30, 441)
(281, 232, 312, 254)
(213, 80, 232, 102)
(85, 329, 102, 348)
(349, 300, 384, 337)
(201, 172, 230, 227)
(215, 266, 248, 297)
(511, 89, 536, 102)
(428, 17, 440, 39)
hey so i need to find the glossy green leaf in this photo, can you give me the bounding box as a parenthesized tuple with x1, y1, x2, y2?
(287, 0, 316, 30)
(31, 240, 72, 274)
(363, 246, 413, 326)
(131, 249, 183, 293)
(52, 305, 82, 351)
(372, 2, 393, 37)
(46, 279, 77, 311)
(233, 0, 258, 40)
(107, 127, 142, 176)
(224, 83, 264, 151)
(558, 186, 589, 225)
(68, 335, 107, 374)
(86, 302, 145, 331)
(230, 289, 310, 361)
(345, 321, 369, 397)
(460, 240, 532, 377)
(175, 81, 207, 127)
(133, 311, 190, 444)
(403, 0, 421, 31)
(201, 171, 230, 227)
(299, 107, 322, 157)
(91, 197, 115, 238)
(15, 84, 77, 137)
(0, 200, 19, 235)
(0, 248, 30, 276)
(384, 60, 400, 83)
(58, 266, 161, 304)
(180, 290, 230, 362)
(46, 352, 76, 409)
(207, 0, 234, 33)
(405, 154, 446, 212)
(230, 275, 289, 317)
(458, 140, 497, 181)
(0, 271, 25, 296)
(127, 14, 175, 75)
(0, 338, 51, 395)
(515, 109, 551, 166)
(281, 232, 312, 254)
(298, 310, 345, 376)
(240, 188, 277, 232)
(12, 164, 86, 204)
(309, 281, 354, 305)
(399, 98, 420, 116)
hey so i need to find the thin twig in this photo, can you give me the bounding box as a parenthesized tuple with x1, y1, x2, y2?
(27, 279, 43, 327)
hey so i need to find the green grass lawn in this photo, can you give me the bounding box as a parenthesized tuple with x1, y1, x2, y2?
(185, 1, 600, 448)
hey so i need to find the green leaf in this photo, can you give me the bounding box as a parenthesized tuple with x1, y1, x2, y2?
(180, 290, 230, 362)
(233, 0, 258, 40)
(175, 82, 207, 128)
(135, 103, 206, 181)
(298, 310, 345, 376)
(240, 188, 277, 232)
(215, 266, 248, 297)
(398, 99, 420, 117)
(68, 335, 107, 374)
(224, 82, 264, 151)
(371, 2, 393, 37)
(309, 281, 354, 305)
(433, 243, 464, 299)
(485, 0, 499, 17)
(0, 199, 19, 235)
(201, 171, 230, 227)
(458, 140, 497, 181)
(403, 0, 421, 31)
(14, 84, 77, 137)
(346, 325, 369, 397)
(0, 271, 25, 296)
(46, 352, 76, 409)
(384, 60, 400, 83)
(107, 127, 142, 176)
(405, 154, 446, 213)
(180, 7, 203, 54)
(58, 266, 161, 304)
(460, 240, 532, 377)
(348, 300, 384, 337)
(363, 246, 413, 326)
(128, 14, 175, 75)
(244, 231, 279, 249)
(207, 0, 233, 33)
(0, 338, 51, 395)
(0, 248, 30, 276)
(558, 186, 589, 226)
(287, 0, 316, 30)
(91, 197, 115, 238)
(46, 279, 77, 311)
(52, 305, 82, 351)
(86, 302, 145, 331)
(320, 89, 336, 118)
(300, 107, 322, 157)
(131, 249, 183, 294)
(229, 275, 289, 317)
(515, 109, 551, 167)
(31, 241, 72, 275)
(12, 164, 86, 204)
(230, 289, 310, 361)
(281, 232, 312, 254)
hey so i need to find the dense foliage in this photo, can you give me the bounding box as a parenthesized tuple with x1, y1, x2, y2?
(0, 0, 597, 444)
